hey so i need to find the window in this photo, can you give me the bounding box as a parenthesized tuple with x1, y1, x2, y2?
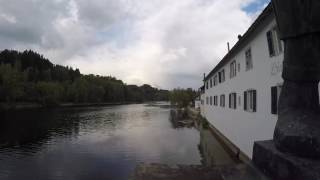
(220, 95, 225, 107)
(238, 63, 241, 72)
(201, 100, 204, 105)
(210, 78, 213, 88)
(214, 96, 218, 106)
(206, 81, 209, 89)
(213, 75, 218, 86)
(267, 27, 283, 57)
(245, 48, 253, 71)
(230, 61, 237, 78)
(229, 93, 237, 109)
(271, 85, 282, 114)
(244, 89, 257, 112)
(218, 69, 225, 83)
(210, 96, 213, 106)
(206, 97, 209, 105)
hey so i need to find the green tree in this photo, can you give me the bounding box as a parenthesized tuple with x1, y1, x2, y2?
(0, 64, 25, 102)
(0, 49, 170, 106)
(35, 82, 63, 106)
(169, 88, 195, 108)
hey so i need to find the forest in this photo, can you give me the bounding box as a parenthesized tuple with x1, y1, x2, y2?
(0, 49, 169, 107)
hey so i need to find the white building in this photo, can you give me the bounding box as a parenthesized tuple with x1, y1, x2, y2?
(194, 95, 201, 110)
(199, 4, 320, 159)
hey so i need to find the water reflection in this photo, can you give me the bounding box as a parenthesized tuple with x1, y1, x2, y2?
(0, 104, 202, 180)
(0, 108, 81, 152)
(169, 109, 195, 129)
(197, 125, 239, 166)
(168, 109, 238, 166)
(0, 104, 241, 180)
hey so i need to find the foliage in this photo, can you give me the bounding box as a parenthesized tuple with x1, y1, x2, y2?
(0, 64, 25, 102)
(169, 88, 196, 108)
(0, 49, 169, 106)
(35, 82, 63, 106)
(201, 117, 210, 129)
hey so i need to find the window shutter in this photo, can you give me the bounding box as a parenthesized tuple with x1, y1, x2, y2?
(229, 94, 231, 108)
(271, 86, 277, 114)
(234, 93, 237, 109)
(267, 31, 275, 57)
(253, 90, 257, 112)
(244, 91, 247, 111)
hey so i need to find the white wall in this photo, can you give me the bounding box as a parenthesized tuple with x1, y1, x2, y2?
(201, 17, 285, 158)
(195, 100, 201, 109)
(200, 93, 205, 115)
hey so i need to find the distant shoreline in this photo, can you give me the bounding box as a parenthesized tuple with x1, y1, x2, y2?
(0, 102, 145, 111)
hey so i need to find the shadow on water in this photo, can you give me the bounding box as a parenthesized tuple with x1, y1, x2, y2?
(168, 108, 239, 166)
(0, 108, 81, 152)
(197, 124, 240, 166)
(169, 109, 195, 129)
(167, 110, 270, 180)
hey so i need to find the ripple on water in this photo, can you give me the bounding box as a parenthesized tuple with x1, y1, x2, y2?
(0, 104, 235, 180)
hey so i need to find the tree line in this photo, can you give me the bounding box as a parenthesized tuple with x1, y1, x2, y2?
(0, 49, 169, 107)
(169, 88, 197, 108)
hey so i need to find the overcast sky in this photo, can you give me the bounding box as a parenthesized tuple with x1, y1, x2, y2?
(0, 0, 270, 89)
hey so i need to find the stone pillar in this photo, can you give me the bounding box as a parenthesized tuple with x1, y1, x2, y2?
(253, 2, 320, 179)
(272, 0, 320, 158)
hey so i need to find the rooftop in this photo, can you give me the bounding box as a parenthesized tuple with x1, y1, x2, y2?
(204, 3, 274, 81)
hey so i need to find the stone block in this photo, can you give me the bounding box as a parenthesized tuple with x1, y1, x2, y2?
(253, 140, 320, 180)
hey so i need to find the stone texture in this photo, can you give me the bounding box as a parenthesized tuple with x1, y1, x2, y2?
(272, 0, 320, 158)
(130, 163, 269, 180)
(253, 140, 320, 180)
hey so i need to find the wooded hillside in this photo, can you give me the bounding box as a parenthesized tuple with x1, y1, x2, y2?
(0, 49, 169, 106)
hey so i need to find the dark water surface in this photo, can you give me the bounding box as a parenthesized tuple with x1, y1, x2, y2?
(0, 103, 235, 180)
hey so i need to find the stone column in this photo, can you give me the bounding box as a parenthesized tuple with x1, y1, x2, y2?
(272, 0, 320, 158)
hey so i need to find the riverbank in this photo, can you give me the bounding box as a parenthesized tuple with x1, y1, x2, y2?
(0, 101, 145, 111)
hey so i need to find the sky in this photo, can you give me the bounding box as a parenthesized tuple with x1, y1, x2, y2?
(0, 0, 270, 90)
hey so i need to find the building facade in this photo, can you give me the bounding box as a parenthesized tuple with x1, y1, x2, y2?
(199, 4, 320, 158)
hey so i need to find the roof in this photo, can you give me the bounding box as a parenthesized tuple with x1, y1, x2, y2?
(204, 3, 274, 81)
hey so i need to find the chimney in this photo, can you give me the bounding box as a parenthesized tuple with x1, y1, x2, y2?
(238, 34, 242, 40)
(203, 73, 206, 81)
(227, 42, 230, 52)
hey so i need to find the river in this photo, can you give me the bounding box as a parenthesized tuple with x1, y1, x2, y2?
(0, 103, 236, 180)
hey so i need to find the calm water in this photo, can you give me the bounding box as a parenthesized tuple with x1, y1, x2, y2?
(0, 103, 235, 180)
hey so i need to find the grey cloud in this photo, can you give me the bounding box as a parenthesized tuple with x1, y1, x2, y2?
(0, 0, 70, 47)
(165, 72, 204, 89)
(0, 0, 261, 89)
(0, 24, 40, 44)
(75, 0, 127, 29)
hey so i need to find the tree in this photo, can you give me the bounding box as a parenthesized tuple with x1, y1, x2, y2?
(0, 49, 170, 106)
(35, 82, 63, 106)
(169, 88, 195, 108)
(0, 64, 25, 102)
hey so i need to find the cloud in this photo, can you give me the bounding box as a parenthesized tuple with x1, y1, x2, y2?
(0, 0, 266, 89)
